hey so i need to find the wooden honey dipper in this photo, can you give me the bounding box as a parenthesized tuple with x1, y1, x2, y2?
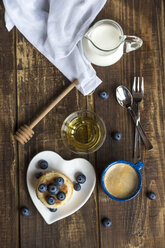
(15, 79, 79, 144)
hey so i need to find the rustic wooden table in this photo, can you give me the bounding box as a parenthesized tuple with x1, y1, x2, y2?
(0, 0, 165, 247)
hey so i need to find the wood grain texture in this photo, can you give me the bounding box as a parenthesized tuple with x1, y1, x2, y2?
(94, 0, 165, 248)
(0, 3, 19, 248)
(0, 0, 165, 247)
(16, 30, 98, 248)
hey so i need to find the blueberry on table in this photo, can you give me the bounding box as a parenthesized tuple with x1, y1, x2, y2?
(35, 172, 43, 179)
(147, 192, 156, 200)
(48, 184, 59, 195)
(46, 196, 56, 205)
(112, 132, 122, 141)
(20, 207, 30, 217)
(55, 177, 64, 186)
(38, 160, 48, 170)
(57, 192, 66, 201)
(74, 183, 81, 191)
(99, 91, 109, 100)
(48, 208, 57, 212)
(102, 218, 112, 228)
(38, 183, 47, 193)
(76, 174, 86, 184)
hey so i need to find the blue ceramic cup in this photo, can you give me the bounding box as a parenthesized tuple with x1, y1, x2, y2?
(101, 160, 144, 201)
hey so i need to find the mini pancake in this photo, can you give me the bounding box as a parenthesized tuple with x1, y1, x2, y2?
(36, 171, 73, 209)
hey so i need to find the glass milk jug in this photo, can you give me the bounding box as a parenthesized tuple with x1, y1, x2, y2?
(82, 19, 143, 66)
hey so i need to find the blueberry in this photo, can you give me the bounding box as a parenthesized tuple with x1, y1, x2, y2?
(46, 196, 56, 205)
(112, 132, 122, 141)
(20, 207, 30, 217)
(48, 208, 57, 212)
(57, 192, 66, 201)
(99, 91, 109, 100)
(102, 218, 112, 228)
(38, 160, 48, 170)
(76, 174, 86, 184)
(48, 184, 59, 195)
(74, 183, 81, 191)
(147, 192, 156, 200)
(55, 177, 64, 186)
(38, 183, 47, 193)
(35, 172, 43, 179)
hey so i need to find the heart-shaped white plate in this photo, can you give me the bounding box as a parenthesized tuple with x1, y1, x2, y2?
(27, 151, 96, 224)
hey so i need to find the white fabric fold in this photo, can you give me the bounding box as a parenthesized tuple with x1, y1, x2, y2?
(3, 0, 106, 95)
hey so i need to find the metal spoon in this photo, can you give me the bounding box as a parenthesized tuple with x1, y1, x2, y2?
(116, 85, 153, 150)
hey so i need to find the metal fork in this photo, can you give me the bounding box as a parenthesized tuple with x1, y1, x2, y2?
(132, 77, 144, 162)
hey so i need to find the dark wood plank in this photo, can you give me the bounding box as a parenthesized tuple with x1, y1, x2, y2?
(16, 31, 98, 247)
(1, 0, 165, 247)
(0, 3, 19, 248)
(95, 0, 165, 247)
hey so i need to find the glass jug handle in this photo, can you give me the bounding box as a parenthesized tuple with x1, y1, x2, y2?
(123, 35, 143, 54)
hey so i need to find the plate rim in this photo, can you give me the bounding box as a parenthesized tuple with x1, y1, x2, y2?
(26, 150, 96, 224)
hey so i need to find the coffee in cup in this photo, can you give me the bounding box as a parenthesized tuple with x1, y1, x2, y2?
(101, 160, 144, 201)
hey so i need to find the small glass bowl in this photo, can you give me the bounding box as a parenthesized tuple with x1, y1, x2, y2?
(61, 110, 106, 154)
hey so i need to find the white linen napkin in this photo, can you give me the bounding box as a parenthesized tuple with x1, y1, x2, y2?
(3, 0, 106, 95)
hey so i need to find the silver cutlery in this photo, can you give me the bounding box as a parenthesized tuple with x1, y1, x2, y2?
(132, 77, 144, 161)
(116, 85, 153, 150)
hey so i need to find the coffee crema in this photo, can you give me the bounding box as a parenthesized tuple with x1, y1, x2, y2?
(104, 163, 139, 199)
